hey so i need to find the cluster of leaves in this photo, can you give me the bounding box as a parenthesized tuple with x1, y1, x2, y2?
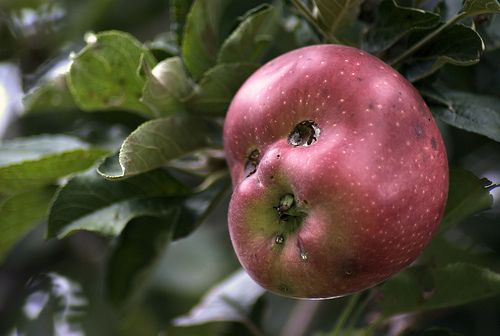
(1, 0, 500, 335)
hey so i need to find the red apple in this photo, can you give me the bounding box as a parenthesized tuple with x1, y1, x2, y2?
(223, 45, 449, 299)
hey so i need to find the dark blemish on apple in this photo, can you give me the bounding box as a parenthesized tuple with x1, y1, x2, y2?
(356, 77, 363, 81)
(342, 258, 357, 277)
(288, 120, 320, 147)
(431, 137, 437, 150)
(320, 86, 331, 98)
(367, 103, 374, 110)
(279, 283, 290, 293)
(244, 149, 260, 177)
(277, 154, 281, 158)
(413, 123, 424, 139)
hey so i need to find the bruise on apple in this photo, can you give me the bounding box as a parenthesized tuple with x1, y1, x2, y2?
(223, 45, 449, 299)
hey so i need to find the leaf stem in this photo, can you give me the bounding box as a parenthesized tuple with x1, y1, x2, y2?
(331, 293, 361, 336)
(388, 12, 467, 67)
(345, 292, 371, 334)
(290, 0, 340, 44)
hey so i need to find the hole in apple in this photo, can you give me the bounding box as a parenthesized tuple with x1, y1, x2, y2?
(275, 234, 285, 244)
(244, 149, 260, 177)
(288, 120, 320, 147)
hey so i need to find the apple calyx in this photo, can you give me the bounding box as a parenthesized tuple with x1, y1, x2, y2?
(273, 194, 308, 261)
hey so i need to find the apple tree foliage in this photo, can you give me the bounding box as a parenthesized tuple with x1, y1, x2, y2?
(0, 0, 500, 335)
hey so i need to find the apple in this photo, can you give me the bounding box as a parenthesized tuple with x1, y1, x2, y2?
(223, 45, 449, 299)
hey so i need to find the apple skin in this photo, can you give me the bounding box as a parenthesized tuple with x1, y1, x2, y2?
(223, 45, 449, 299)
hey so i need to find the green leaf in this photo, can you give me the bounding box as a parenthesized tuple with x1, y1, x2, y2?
(97, 115, 221, 179)
(170, 0, 195, 38)
(141, 57, 194, 117)
(47, 169, 188, 238)
(105, 175, 229, 304)
(106, 214, 178, 304)
(313, 0, 363, 44)
(363, 0, 441, 53)
(67, 31, 157, 117)
(460, 0, 500, 16)
(405, 24, 484, 82)
(181, 0, 229, 80)
(419, 236, 493, 269)
(218, 5, 278, 64)
(0, 187, 56, 260)
(24, 74, 77, 113)
(186, 63, 259, 116)
(0, 135, 108, 193)
(173, 173, 230, 239)
(173, 269, 265, 326)
(427, 88, 500, 142)
(379, 263, 500, 316)
(440, 169, 497, 232)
